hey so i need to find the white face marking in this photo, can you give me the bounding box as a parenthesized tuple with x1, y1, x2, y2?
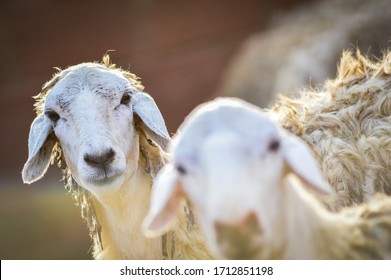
(44, 64, 139, 195)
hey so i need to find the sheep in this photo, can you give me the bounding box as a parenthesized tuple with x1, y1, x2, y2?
(214, 0, 391, 108)
(21, 55, 212, 260)
(143, 98, 391, 259)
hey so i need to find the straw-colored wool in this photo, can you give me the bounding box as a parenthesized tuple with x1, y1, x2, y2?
(270, 51, 391, 210)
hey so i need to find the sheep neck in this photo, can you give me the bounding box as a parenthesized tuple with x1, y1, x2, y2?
(282, 175, 351, 259)
(91, 162, 162, 260)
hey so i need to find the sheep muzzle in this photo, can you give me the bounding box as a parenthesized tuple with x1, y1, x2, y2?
(214, 212, 263, 259)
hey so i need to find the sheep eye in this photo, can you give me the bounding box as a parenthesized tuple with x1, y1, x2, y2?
(45, 110, 60, 123)
(176, 164, 187, 175)
(120, 93, 131, 105)
(269, 140, 280, 151)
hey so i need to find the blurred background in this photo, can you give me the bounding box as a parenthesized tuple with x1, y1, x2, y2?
(0, 0, 390, 259)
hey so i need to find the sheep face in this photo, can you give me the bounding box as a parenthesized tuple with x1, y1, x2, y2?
(45, 65, 137, 193)
(180, 127, 285, 259)
(144, 98, 329, 259)
(22, 63, 170, 197)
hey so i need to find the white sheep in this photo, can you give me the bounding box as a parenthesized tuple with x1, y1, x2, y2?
(144, 98, 391, 259)
(22, 56, 212, 260)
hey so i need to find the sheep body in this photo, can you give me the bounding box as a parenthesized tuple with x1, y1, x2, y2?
(269, 51, 391, 209)
(144, 98, 391, 259)
(22, 56, 212, 259)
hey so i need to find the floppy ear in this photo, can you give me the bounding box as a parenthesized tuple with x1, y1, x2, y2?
(143, 165, 185, 237)
(281, 131, 330, 195)
(22, 113, 56, 184)
(132, 92, 170, 151)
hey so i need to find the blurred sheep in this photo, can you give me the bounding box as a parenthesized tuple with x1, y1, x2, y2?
(215, 0, 391, 107)
(144, 98, 391, 259)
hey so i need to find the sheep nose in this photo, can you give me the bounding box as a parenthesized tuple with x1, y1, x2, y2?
(83, 148, 115, 168)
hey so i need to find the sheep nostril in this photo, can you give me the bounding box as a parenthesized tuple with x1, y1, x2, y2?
(84, 148, 115, 168)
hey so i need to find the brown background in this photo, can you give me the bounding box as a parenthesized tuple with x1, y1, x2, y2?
(0, 0, 312, 259)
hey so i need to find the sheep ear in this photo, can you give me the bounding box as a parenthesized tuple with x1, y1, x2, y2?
(281, 131, 330, 195)
(143, 165, 184, 237)
(22, 113, 56, 184)
(132, 92, 170, 151)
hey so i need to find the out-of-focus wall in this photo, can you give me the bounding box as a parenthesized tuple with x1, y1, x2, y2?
(0, 0, 311, 259)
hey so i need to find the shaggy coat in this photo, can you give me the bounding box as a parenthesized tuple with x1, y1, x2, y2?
(270, 51, 391, 210)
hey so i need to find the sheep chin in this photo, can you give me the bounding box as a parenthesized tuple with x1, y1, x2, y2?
(87, 174, 124, 187)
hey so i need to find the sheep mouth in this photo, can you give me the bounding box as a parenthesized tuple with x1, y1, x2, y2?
(84, 170, 124, 187)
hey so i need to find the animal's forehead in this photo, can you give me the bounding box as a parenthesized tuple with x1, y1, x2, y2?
(45, 64, 131, 108)
(173, 99, 279, 158)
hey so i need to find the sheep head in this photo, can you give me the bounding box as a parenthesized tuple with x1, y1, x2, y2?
(22, 57, 170, 198)
(144, 98, 329, 259)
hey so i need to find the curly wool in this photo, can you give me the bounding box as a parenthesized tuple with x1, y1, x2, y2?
(270, 50, 391, 210)
(331, 194, 391, 259)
